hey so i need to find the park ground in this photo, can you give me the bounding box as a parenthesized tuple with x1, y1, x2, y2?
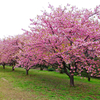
(0, 66, 100, 100)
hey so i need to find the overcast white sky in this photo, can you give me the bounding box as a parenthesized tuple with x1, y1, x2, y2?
(0, 0, 100, 39)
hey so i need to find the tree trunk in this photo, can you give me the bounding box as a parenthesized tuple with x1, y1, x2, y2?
(87, 74, 90, 81)
(26, 69, 29, 75)
(60, 68, 64, 74)
(62, 61, 74, 86)
(70, 75, 74, 87)
(88, 76, 90, 81)
(12, 66, 14, 71)
(3, 64, 5, 69)
(40, 66, 43, 70)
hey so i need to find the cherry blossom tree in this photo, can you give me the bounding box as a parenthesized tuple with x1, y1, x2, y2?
(15, 33, 49, 75)
(22, 4, 100, 86)
(0, 36, 22, 70)
(0, 4, 99, 86)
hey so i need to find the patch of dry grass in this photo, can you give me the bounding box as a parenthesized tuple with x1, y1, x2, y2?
(0, 79, 37, 100)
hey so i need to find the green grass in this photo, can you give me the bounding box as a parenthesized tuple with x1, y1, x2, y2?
(0, 66, 100, 100)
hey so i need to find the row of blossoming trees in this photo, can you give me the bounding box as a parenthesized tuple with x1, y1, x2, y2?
(0, 4, 100, 86)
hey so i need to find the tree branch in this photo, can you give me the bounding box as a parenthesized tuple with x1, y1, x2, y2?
(62, 61, 70, 77)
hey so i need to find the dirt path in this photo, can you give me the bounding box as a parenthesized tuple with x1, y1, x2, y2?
(0, 78, 36, 100)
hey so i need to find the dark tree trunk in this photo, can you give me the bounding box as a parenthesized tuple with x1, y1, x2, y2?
(70, 75, 74, 86)
(88, 76, 90, 81)
(59, 68, 64, 74)
(26, 69, 29, 75)
(62, 61, 74, 86)
(3, 64, 5, 69)
(63, 61, 70, 77)
(12, 66, 14, 71)
(40, 66, 43, 70)
(87, 74, 90, 81)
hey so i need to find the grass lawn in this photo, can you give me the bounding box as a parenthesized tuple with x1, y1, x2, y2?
(0, 66, 100, 100)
